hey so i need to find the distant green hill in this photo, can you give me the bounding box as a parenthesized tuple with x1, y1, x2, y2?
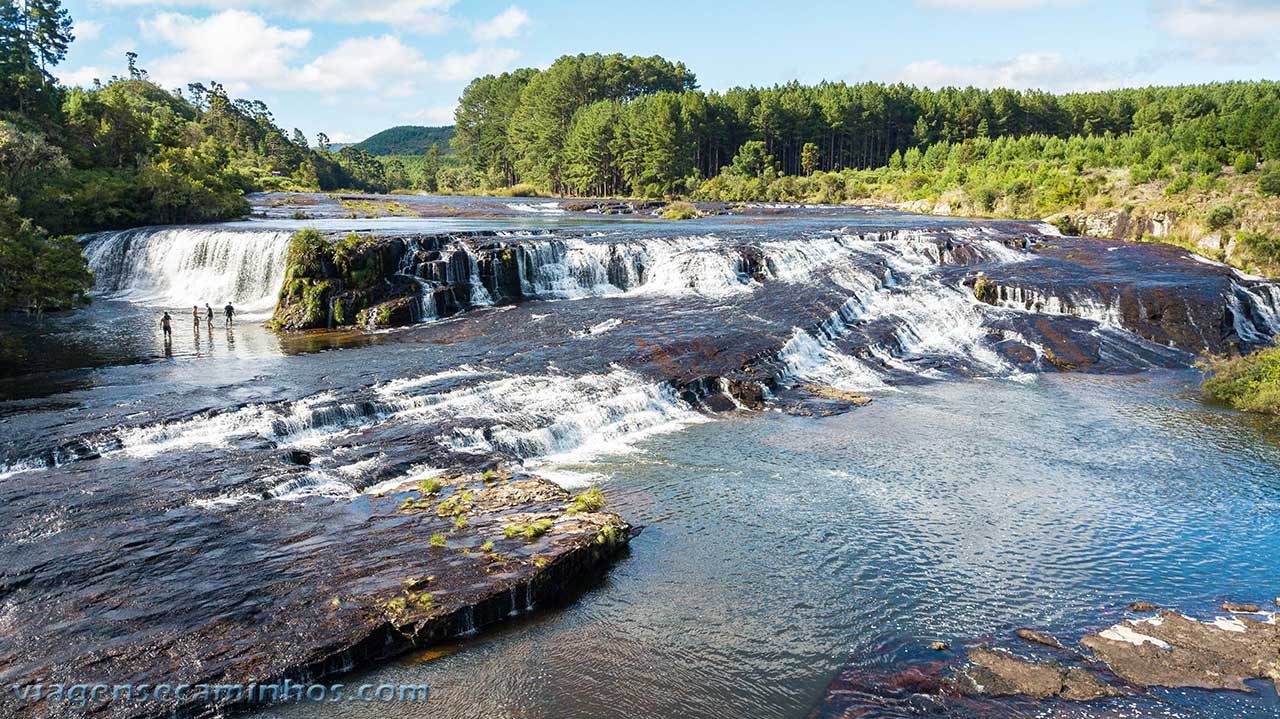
(353, 126, 455, 156)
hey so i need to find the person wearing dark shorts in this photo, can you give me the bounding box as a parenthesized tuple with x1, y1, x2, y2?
(161, 312, 172, 339)
(224, 303, 235, 326)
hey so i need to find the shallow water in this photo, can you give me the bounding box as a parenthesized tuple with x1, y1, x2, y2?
(264, 371, 1280, 719)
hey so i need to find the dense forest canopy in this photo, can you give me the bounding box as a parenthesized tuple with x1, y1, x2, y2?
(353, 125, 455, 156)
(448, 53, 1280, 200)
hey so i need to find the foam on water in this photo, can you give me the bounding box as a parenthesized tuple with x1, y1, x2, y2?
(83, 227, 295, 316)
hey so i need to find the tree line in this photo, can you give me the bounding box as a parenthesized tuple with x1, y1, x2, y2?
(447, 53, 1280, 199)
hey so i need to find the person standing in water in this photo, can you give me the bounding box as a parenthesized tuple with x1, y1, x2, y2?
(205, 303, 214, 324)
(224, 302, 235, 326)
(192, 305, 200, 324)
(160, 311, 172, 340)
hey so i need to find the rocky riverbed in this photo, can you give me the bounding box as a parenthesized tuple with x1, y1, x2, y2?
(6, 196, 1280, 719)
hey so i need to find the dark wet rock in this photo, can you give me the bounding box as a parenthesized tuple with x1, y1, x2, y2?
(1015, 628, 1065, 649)
(356, 295, 417, 329)
(929, 640, 950, 651)
(561, 199, 665, 215)
(284, 449, 312, 466)
(0, 473, 631, 719)
(1130, 601, 1160, 612)
(809, 664, 955, 719)
(1080, 610, 1280, 692)
(1223, 602, 1261, 613)
(957, 647, 1124, 701)
(978, 236, 1278, 356)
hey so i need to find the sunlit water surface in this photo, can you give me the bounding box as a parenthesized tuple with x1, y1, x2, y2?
(265, 371, 1280, 719)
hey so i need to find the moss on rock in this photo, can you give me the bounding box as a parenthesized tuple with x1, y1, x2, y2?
(272, 230, 418, 331)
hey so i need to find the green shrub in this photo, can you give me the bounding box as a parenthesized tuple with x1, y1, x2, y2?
(1240, 232, 1280, 264)
(504, 518, 554, 540)
(1205, 204, 1234, 230)
(1260, 169, 1280, 197)
(659, 201, 698, 220)
(1203, 345, 1280, 414)
(429, 532, 447, 547)
(1234, 152, 1256, 175)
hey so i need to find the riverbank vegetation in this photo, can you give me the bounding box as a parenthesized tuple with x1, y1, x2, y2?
(0, 0, 395, 313)
(438, 54, 1280, 273)
(1202, 346, 1280, 415)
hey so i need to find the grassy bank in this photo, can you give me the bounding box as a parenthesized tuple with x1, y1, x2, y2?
(1202, 345, 1280, 414)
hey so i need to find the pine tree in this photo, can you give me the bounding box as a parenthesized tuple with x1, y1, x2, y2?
(26, 0, 72, 74)
(801, 142, 819, 176)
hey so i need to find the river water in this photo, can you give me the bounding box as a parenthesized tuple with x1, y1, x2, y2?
(262, 371, 1280, 719)
(2, 196, 1278, 719)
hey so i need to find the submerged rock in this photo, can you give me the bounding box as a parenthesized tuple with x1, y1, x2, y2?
(1081, 610, 1280, 692)
(1130, 601, 1160, 612)
(801, 384, 873, 405)
(957, 647, 1123, 701)
(1015, 628, 1065, 649)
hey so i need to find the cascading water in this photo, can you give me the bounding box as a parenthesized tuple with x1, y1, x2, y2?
(82, 227, 295, 316)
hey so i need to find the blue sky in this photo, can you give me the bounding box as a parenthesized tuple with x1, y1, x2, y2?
(59, 0, 1280, 144)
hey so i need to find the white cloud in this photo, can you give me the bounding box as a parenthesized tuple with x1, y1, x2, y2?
(917, 0, 1083, 7)
(58, 66, 107, 87)
(294, 35, 428, 91)
(1158, 0, 1280, 62)
(102, 0, 456, 34)
(432, 48, 520, 81)
(402, 104, 457, 124)
(106, 38, 138, 58)
(144, 10, 310, 92)
(326, 131, 360, 143)
(473, 6, 529, 41)
(898, 52, 1136, 91)
(75, 19, 104, 41)
(291, 38, 517, 92)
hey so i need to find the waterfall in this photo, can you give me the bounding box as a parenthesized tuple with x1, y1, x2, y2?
(457, 606, 477, 636)
(1232, 281, 1280, 343)
(82, 227, 295, 316)
(395, 238, 439, 323)
(992, 284, 1123, 325)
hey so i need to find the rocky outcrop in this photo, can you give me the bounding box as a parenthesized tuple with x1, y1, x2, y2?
(271, 230, 421, 330)
(561, 199, 666, 214)
(1047, 208, 1181, 242)
(812, 601, 1280, 717)
(1081, 610, 1280, 691)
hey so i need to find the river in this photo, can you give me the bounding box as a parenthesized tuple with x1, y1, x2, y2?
(1, 194, 1278, 719)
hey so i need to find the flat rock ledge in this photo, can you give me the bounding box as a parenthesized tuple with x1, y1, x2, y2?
(3, 472, 632, 719)
(1081, 609, 1280, 691)
(956, 647, 1123, 701)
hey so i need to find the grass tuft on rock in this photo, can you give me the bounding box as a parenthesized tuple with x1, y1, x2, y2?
(566, 487, 606, 514)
